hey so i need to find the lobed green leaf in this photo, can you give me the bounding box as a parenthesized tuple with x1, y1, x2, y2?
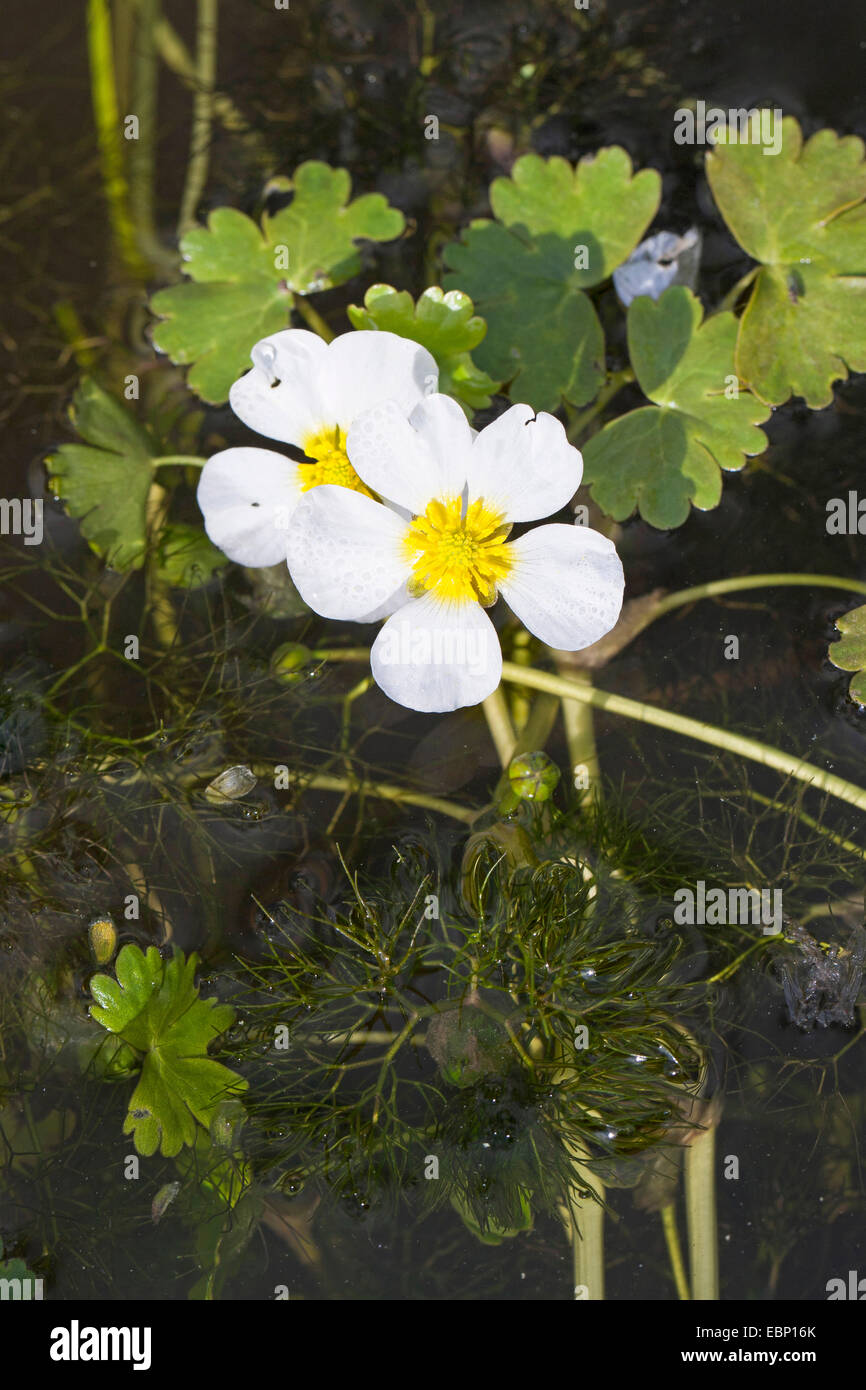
(90, 944, 246, 1158)
(150, 163, 405, 404)
(707, 118, 866, 407)
(442, 149, 661, 410)
(347, 283, 501, 411)
(46, 379, 156, 570)
(828, 603, 866, 704)
(582, 288, 770, 528)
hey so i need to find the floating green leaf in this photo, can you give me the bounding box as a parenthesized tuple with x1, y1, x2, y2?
(450, 1185, 533, 1245)
(425, 1004, 513, 1088)
(0, 1239, 42, 1296)
(150, 162, 405, 403)
(707, 118, 866, 407)
(174, 1126, 251, 1210)
(151, 208, 290, 404)
(828, 604, 866, 704)
(582, 288, 770, 528)
(442, 149, 661, 410)
(46, 378, 156, 570)
(188, 1186, 262, 1300)
(89, 944, 246, 1157)
(156, 522, 228, 589)
(266, 162, 405, 295)
(347, 284, 500, 412)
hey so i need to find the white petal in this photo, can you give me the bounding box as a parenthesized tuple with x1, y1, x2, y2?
(359, 579, 412, 624)
(499, 524, 624, 649)
(347, 394, 471, 514)
(467, 405, 583, 521)
(285, 486, 410, 620)
(407, 393, 475, 472)
(371, 594, 501, 712)
(229, 330, 328, 445)
(197, 448, 301, 567)
(318, 331, 438, 431)
(613, 228, 702, 307)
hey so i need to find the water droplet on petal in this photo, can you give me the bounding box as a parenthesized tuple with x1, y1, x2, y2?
(252, 341, 278, 382)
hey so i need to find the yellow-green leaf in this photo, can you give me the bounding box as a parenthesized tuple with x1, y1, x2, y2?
(46, 379, 156, 570)
(347, 284, 500, 412)
(707, 119, 866, 407)
(89, 944, 246, 1158)
(150, 163, 405, 404)
(828, 604, 866, 704)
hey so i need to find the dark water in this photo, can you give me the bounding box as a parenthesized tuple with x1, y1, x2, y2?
(2, 0, 866, 1301)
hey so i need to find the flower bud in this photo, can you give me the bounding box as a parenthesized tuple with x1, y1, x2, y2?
(507, 751, 560, 802)
(88, 915, 117, 965)
(270, 642, 312, 684)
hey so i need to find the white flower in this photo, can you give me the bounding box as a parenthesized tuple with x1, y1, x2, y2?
(285, 394, 625, 712)
(196, 329, 438, 567)
(612, 228, 702, 307)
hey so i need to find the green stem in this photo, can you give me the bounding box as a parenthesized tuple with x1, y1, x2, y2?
(651, 572, 866, 620)
(564, 1154, 605, 1301)
(86, 0, 146, 276)
(145, 480, 179, 649)
(553, 661, 599, 805)
(46, 645, 106, 697)
(567, 369, 634, 444)
(685, 1124, 718, 1300)
(311, 646, 371, 663)
(661, 1202, 691, 1300)
(307, 1029, 427, 1046)
(340, 676, 373, 754)
(418, 0, 436, 74)
(112, 0, 135, 109)
(144, 4, 258, 145)
(507, 628, 533, 731)
(127, 0, 170, 266)
(294, 296, 336, 342)
(53, 301, 100, 370)
(729, 786, 866, 862)
(249, 765, 476, 825)
(177, 0, 218, 238)
(499, 662, 866, 817)
(708, 937, 772, 985)
(152, 455, 207, 467)
(482, 688, 517, 768)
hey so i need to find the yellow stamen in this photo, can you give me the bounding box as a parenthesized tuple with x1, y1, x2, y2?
(299, 425, 376, 498)
(403, 496, 513, 605)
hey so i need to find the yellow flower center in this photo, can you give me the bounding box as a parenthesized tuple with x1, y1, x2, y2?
(299, 426, 376, 498)
(403, 496, 513, 605)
